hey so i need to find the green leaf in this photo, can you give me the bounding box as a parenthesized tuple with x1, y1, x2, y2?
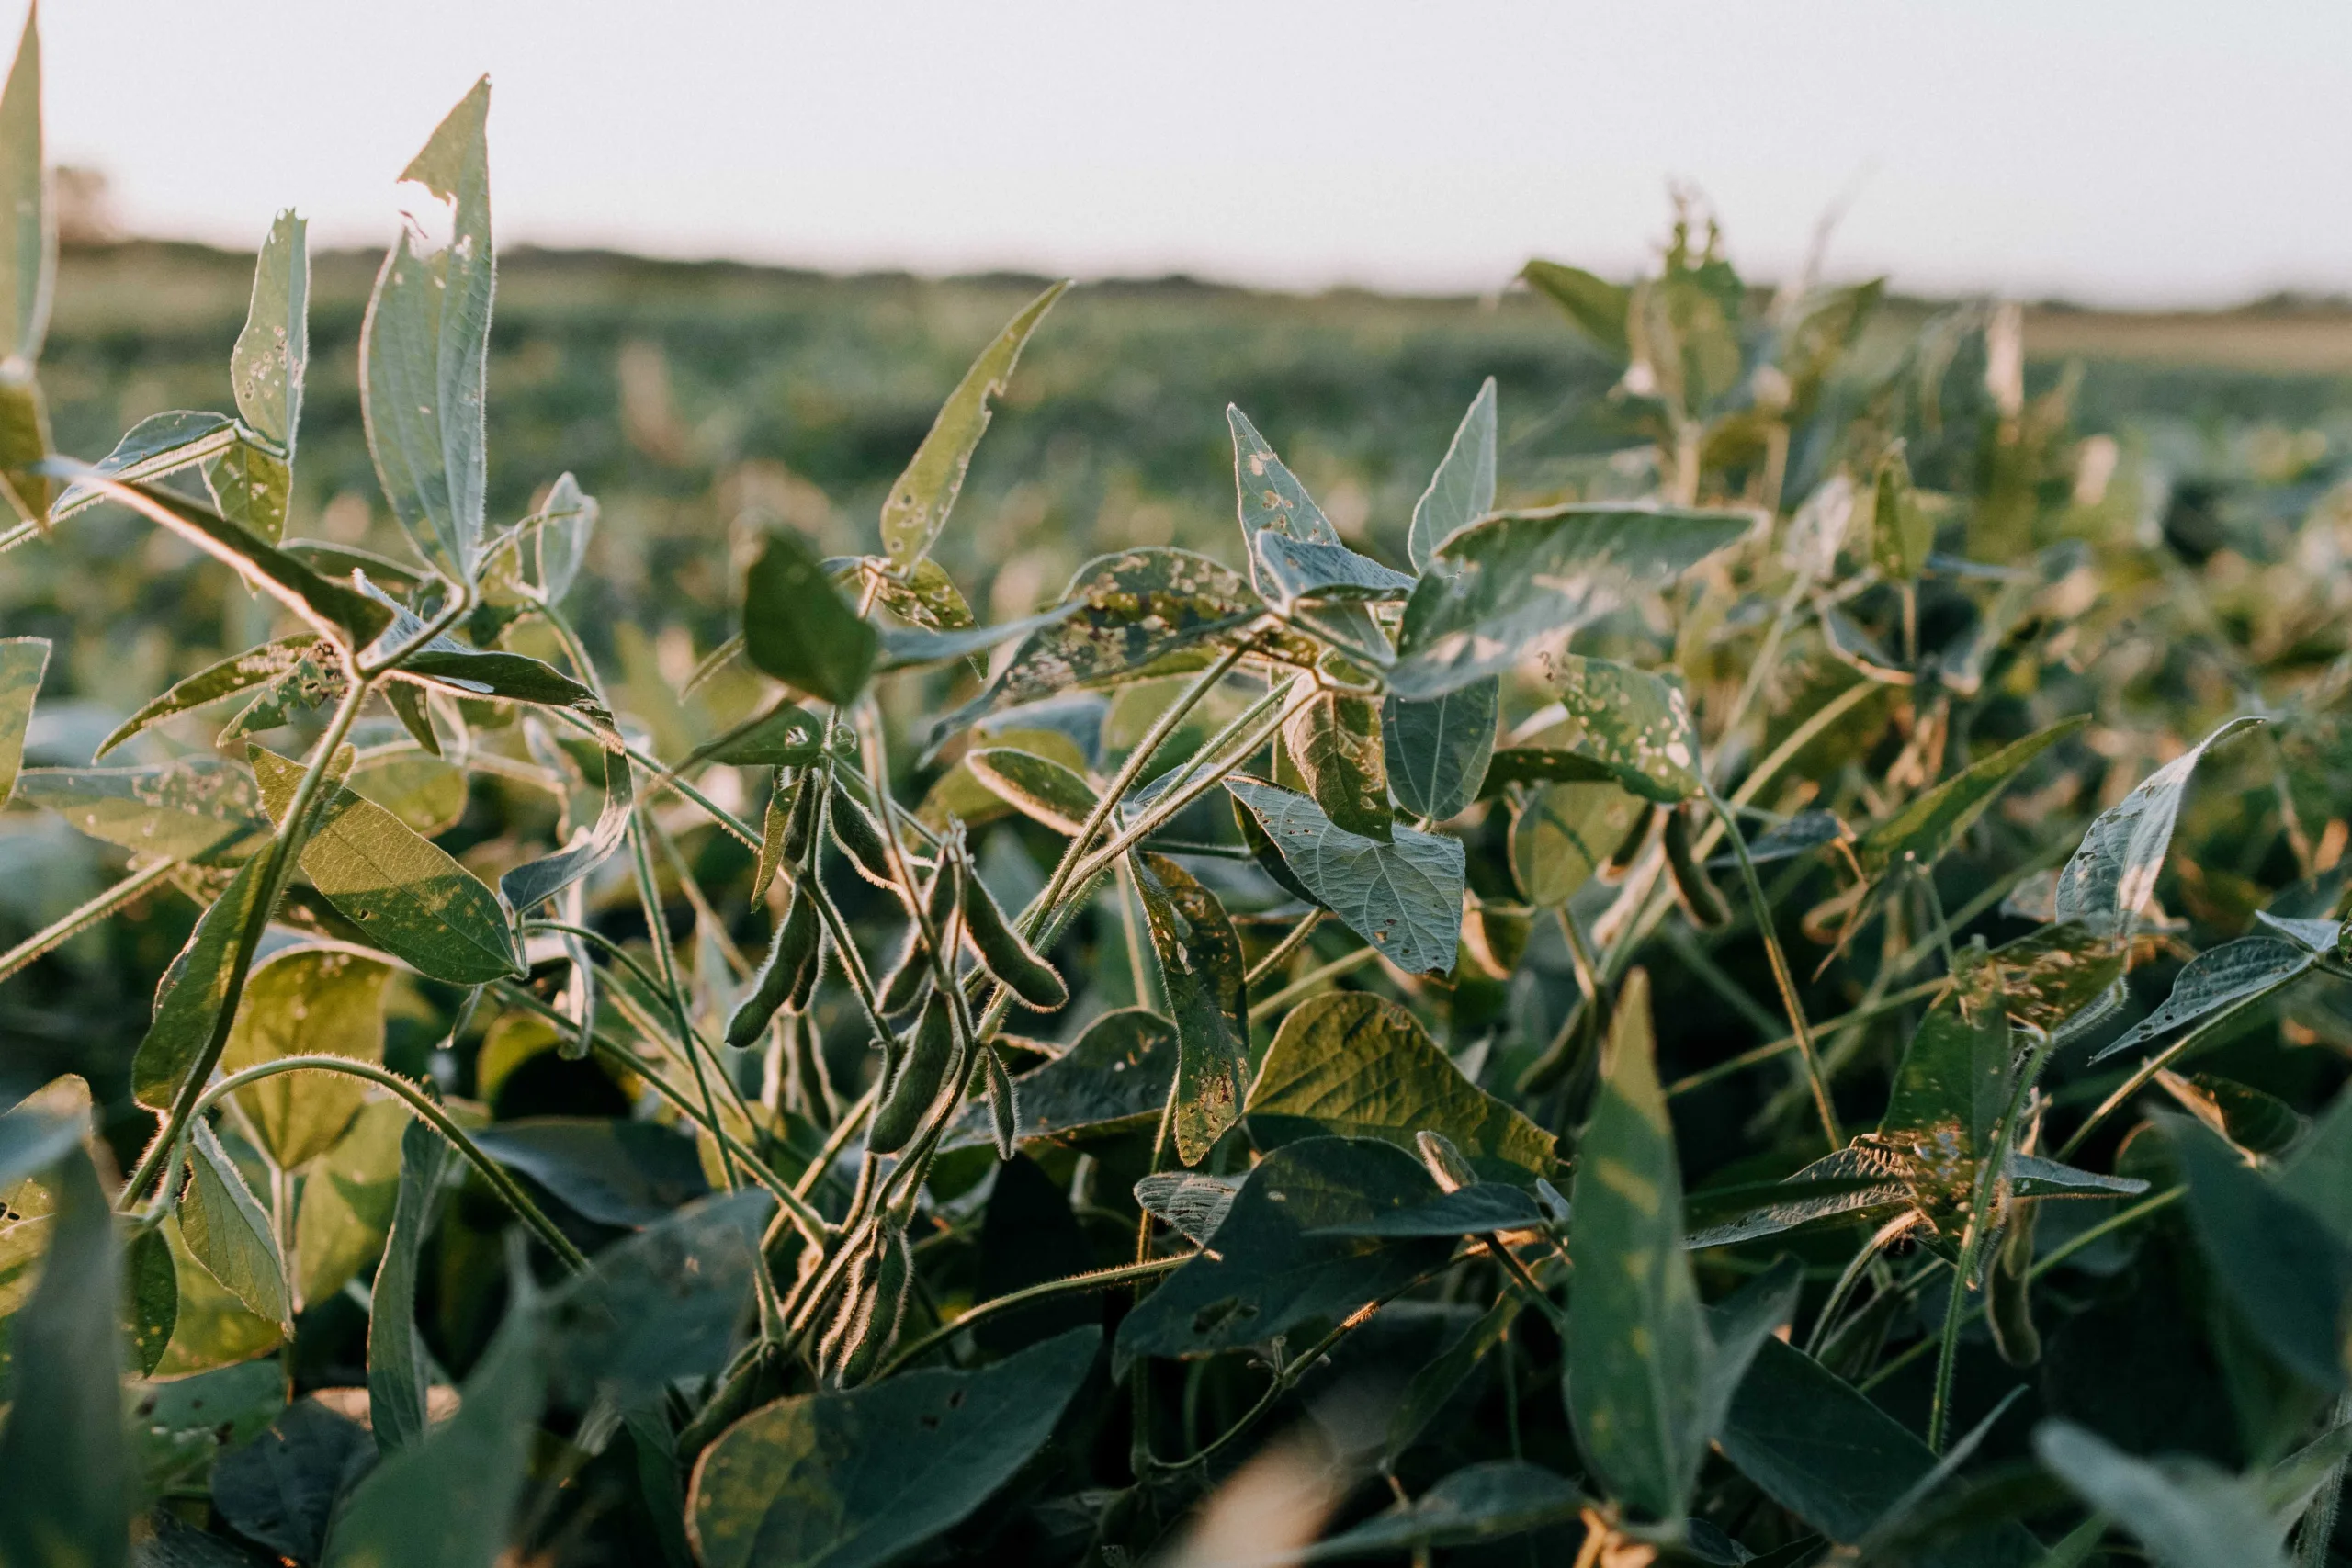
(153, 1214, 283, 1374)
(0, 362, 49, 521)
(347, 745, 468, 835)
(231, 210, 307, 453)
(741, 528, 878, 706)
(1698, 1256, 1805, 1457)
(1386, 1294, 1519, 1465)
(1521, 260, 1629, 360)
(1131, 852, 1250, 1166)
(1721, 1336, 2041, 1563)
(1876, 963, 2011, 1244)
(2087, 936, 2316, 1066)
(218, 640, 345, 743)
(360, 77, 494, 583)
(132, 855, 272, 1111)
(1390, 504, 1749, 699)
(205, 433, 292, 543)
(966, 746, 1099, 836)
(2006, 1152, 2148, 1200)
(873, 603, 1080, 672)
(323, 1297, 544, 1568)
(2054, 716, 2265, 936)
(296, 1098, 408, 1305)
(1227, 405, 1408, 623)
(943, 1012, 1174, 1149)
(1306, 1181, 1546, 1237)
(253, 744, 524, 985)
(1508, 779, 1644, 908)
(1248, 991, 1555, 1182)
(0, 7, 47, 365)
(369, 1116, 453, 1454)
(1985, 919, 2128, 1040)
(1856, 716, 2086, 879)
(688, 1325, 1099, 1568)
(95, 636, 315, 760)
(2280, 1086, 2352, 1247)
(468, 1118, 708, 1228)
(180, 1121, 289, 1332)
(219, 943, 391, 1169)
(501, 741, 634, 913)
(1686, 1145, 1913, 1248)
(210, 1397, 372, 1567)
(1114, 1138, 1450, 1367)
(1283, 688, 1390, 840)
(879, 281, 1066, 575)
(1408, 377, 1498, 574)
(1295, 1461, 1586, 1561)
(359, 581, 612, 731)
(1871, 446, 1935, 583)
(1476, 745, 1625, 798)
(1226, 777, 1464, 975)
(0, 1149, 129, 1568)
(684, 697, 824, 769)
(2164, 1112, 2352, 1393)
(0, 632, 43, 804)
(2034, 1420, 2293, 1568)
(1566, 970, 1707, 1522)
(51, 411, 238, 524)
(123, 1223, 177, 1378)
(1132, 1169, 1239, 1245)
(521, 471, 595, 604)
(1383, 676, 1497, 823)
(17, 758, 273, 865)
(1544, 654, 1705, 804)
(548, 1189, 772, 1407)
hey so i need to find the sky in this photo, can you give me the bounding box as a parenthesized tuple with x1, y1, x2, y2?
(34, 1, 2352, 305)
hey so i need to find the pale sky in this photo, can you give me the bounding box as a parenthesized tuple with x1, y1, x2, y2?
(37, 1, 2352, 305)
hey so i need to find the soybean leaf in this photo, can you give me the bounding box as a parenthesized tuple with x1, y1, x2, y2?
(131, 855, 272, 1111)
(0, 7, 47, 366)
(1250, 530, 1416, 610)
(967, 746, 1098, 835)
(96, 636, 319, 760)
(501, 742, 633, 913)
(1115, 1138, 1449, 1367)
(280, 538, 426, 593)
(1131, 852, 1250, 1166)
(468, 1118, 708, 1228)
(218, 641, 345, 743)
(0, 634, 41, 804)
(849, 552, 975, 633)
(323, 1299, 544, 1568)
(1871, 446, 1935, 583)
(154, 1213, 283, 1374)
(2087, 936, 2316, 1066)
(2054, 716, 2265, 936)
(2034, 1421, 2292, 1568)
(945, 1009, 1176, 1151)
(1384, 676, 1497, 823)
(1986, 919, 2128, 1040)
(688, 1325, 1099, 1568)
(123, 1223, 178, 1378)
(0, 1102, 79, 1190)
(296, 1098, 408, 1306)
(521, 472, 595, 604)
(1705, 807, 1849, 869)
(1697, 1257, 1806, 1456)
(1308, 1181, 1546, 1238)
(210, 1398, 372, 1567)
(1247, 991, 1555, 1182)
(873, 601, 1080, 672)
(1545, 653, 1705, 804)
(51, 410, 238, 521)
(369, 1116, 454, 1455)
(1133, 1169, 1240, 1246)
(1283, 688, 1391, 840)
(181, 1122, 290, 1332)
(230, 209, 307, 454)
(2007, 1153, 2148, 1200)
(1721, 1337, 2041, 1564)
(1408, 377, 1498, 574)
(741, 527, 878, 706)
(1508, 780, 1644, 908)
(1521, 260, 1630, 360)
(360, 78, 493, 583)
(1686, 1145, 1914, 1248)
(1227, 407, 1401, 666)
(879, 281, 1066, 574)
(1295, 1461, 1585, 1561)
(205, 435, 293, 545)
(253, 744, 523, 985)
(1566, 970, 1707, 1522)
(1227, 777, 1464, 975)
(682, 697, 824, 769)
(18, 757, 272, 865)
(1390, 504, 1750, 699)
(0, 1149, 129, 1568)
(1386, 1295, 1519, 1465)
(2280, 1087, 2352, 1246)
(2164, 1112, 2352, 1393)
(359, 579, 609, 728)
(219, 944, 390, 1171)
(547, 1189, 773, 1407)
(1876, 964, 2011, 1245)
(1856, 716, 2086, 879)
(347, 746, 468, 836)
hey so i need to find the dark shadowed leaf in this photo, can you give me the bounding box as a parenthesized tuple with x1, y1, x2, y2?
(687, 1325, 1099, 1568)
(2281, 1087, 2352, 1246)
(944, 1008, 1176, 1151)
(1386, 1295, 1519, 1466)
(1227, 777, 1464, 974)
(548, 1189, 773, 1407)
(1384, 676, 1498, 822)
(1247, 991, 1555, 1182)
(211, 1398, 373, 1567)
(1686, 1145, 1913, 1248)
(180, 1121, 289, 1332)
(469, 1118, 709, 1228)
(2034, 1421, 2291, 1568)
(743, 529, 879, 708)
(1856, 716, 2086, 879)
(1132, 1170, 1240, 1247)
(683, 698, 824, 769)
(1131, 852, 1250, 1166)
(1307, 1181, 1546, 1237)
(2054, 716, 2264, 936)
(1876, 964, 2011, 1245)
(1509, 780, 1644, 908)
(369, 1116, 453, 1455)
(1476, 746, 1624, 799)
(1705, 808, 1849, 869)
(1295, 1461, 1584, 1561)
(18, 758, 272, 864)
(131, 856, 272, 1111)
(1408, 377, 1498, 574)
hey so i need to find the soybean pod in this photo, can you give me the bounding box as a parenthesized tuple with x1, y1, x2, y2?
(828, 778, 899, 888)
(1664, 804, 1731, 927)
(727, 886, 819, 1046)
(961, 868, 1069, 1011)
(866, 991, 954, 1155)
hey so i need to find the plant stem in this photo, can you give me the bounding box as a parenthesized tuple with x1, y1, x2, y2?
(1705, 783, 1841, 1147)
(877, 1256, 1185, 1378)
(1247, 944, 1379, 1023)
(1243, 908, 1324, 989)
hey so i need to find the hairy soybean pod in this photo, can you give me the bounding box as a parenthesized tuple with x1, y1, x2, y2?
(813, 1239, 877, 1384)
(726, 886, 819, 1046)
(866, 992, 954, 1154)
(1987, 1205, 2042, 1367)
(838, 1227, 912, 1387)
(828, 780, 899, 888)
(786, 920, 828, 1013)
(962, 870, 1069, 1011)
(984, 1044, 1020, 1160)
(1664, 805, 1732, 928)
(752, 773, 799, 906)
(876, 860, 960, 1016)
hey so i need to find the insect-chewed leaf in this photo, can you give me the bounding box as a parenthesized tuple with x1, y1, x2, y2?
(874, 601, 1080, 672)
(1508, 779, 1645, 908)
(741, 527, 878, 706)
(685, 697, 825, 771)
(232, 210, 307, 454)
(132, 854, 271, 1111)
(0, 1147, 130, 1568)
(1384, 676, 1497, 823)
(859, 553, 976, 632)
(324, 1298, 544, 1568)
(1295, 1461, 1586, 1561)
(1985, 919, 2126, 1040)
(180, 1121, 290, 1332)
(1876, 963, 2010, 1243)
(1408, 378, 1498, 575)
(1389, 504, 1750, 699)
(688, 1325, 1100, 1568)
(1130, 852, 1249, 1166)
(95, 635, 315, 760)
(966, 746, 1098, 835)
(1227, 777, 1464, 975)
(548, 1189, 773, 1407)
(502, 741, 634, 913)
(1722, 1336, 2043, 1561)
(1115, 1138, 1451, 1368)
(0, 633, 45, 803)
(1521, 260, 1630, 360)
(2087, 935, 2316, 1065)
(1566, 970, 1709, 1523)
(2054, 715, 2264, 936)
(1283, 688, 1391, 840)
(2281, 1087, 2352, 1246)
(204, 435, 292, 544)
(219, 943, 391, 1169)
(1685, 1144, 1914, 1248)
(1248, 992, 1555, 1183)
(252, 744, 524, 985)
(1227, 404, 1408, 610)
(360, 78, 494, 583)
(1856, 716, 2085, 879)
(1544, 653, 1705, 803)
(122, 1224, 177, 1378)
(879, 281, 1066, 575)
(2033, 1422, 2293, 1568)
